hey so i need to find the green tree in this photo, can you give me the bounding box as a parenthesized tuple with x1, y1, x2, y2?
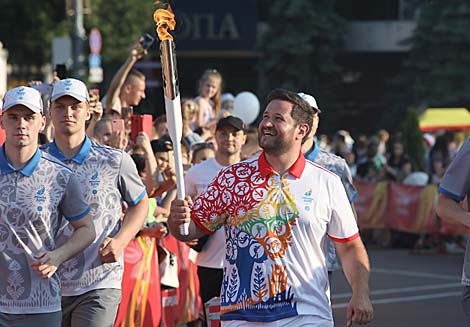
(257, 0, 346, 115)
(400, 109, 425, 171)
(87, 0, 156, 63)
(0, 0, 70, 66)
(0, 0, 157, 69)
(395, 1, 470, 108)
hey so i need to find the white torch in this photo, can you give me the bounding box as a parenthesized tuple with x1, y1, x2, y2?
(154, 4, 189, 235)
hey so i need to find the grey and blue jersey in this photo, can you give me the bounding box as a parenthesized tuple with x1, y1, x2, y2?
(42, 137, 146, 296)
(438, 137, 470, 285)
(0, 147, 90, 314)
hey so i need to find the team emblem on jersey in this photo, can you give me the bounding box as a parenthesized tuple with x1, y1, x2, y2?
(89, 171, 100, 194)
(34, 186, 47, 212)
(302, 188, 314, 204)
(34, 186, 46, 202)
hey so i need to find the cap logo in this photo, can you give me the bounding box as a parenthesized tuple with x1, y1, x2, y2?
(64, 79, 73, 91)
(16, 87, 26, 100)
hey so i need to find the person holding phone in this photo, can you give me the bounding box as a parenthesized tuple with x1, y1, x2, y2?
(92, 116, 128, 151)
(103, 39, 147, 120)
(42, 78, 149, 327)
(85, 89, 104, 138)
(110, 118, 128, 150)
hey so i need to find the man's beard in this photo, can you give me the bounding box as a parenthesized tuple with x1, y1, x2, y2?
(259, 135, 290, 156)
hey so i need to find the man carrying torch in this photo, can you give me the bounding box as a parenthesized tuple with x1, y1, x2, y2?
(168, 89, 373, 326)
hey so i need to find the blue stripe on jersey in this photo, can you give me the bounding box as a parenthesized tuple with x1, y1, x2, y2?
(350, 191, 359, 203)
(66, 206, 91, 221)
(128, 189, 147, 206)
(438, 186, 465, 202)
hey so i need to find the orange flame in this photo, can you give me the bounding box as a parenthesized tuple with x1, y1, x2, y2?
(153, 5, 176, 41)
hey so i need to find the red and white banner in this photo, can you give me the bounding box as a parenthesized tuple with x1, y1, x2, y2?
(355, 181, 470, 236)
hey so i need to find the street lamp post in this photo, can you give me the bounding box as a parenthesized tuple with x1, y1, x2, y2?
(71, 0, 86, 79)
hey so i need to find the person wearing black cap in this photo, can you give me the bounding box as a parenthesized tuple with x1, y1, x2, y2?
(299, 93, 359, 284)
(184, 115, 246, 317)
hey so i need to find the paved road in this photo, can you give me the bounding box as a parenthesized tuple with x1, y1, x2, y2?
(331, 247, 465, 327)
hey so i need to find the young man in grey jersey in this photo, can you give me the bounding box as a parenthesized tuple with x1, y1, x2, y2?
(0, 86, 95, 327)
(436, 138, 470, 326)
(42, 78, 148, 327)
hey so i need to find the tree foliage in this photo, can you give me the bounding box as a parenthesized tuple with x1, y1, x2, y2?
(0, 0, 157, 67)
(257, 0, 346, 112)
(396, 1, 470, 108)
(0, 0, 70, 66)
(400, 109, 424, 171)
(87, 0, 156, 63)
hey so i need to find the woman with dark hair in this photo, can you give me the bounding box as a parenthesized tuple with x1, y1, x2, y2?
(428, 135, 451, 184)
(384, 140, 412, 181)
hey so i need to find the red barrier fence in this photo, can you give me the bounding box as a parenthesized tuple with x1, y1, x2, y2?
(355, 181, 469, 236)
(115, 237, 161, 327)
(116, 235, 202, 327)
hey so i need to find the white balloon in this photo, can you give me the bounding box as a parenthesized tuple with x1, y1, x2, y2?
(233, 92, 260, 125)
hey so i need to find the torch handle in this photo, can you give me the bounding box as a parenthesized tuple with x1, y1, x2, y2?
(164, 95, 189, 235)
(173, 141, 189, 235)
(172, 140, 186, 200)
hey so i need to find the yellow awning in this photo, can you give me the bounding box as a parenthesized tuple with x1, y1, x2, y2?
(419, 108, 470, 131)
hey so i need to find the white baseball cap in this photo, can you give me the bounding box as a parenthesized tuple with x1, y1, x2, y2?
(298, 92, 321, 113)
(2, 86, 43, 113)
(51, 78, 90, 103)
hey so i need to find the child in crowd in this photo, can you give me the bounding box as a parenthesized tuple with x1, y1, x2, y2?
(191, 142, 216, 165)
(195, 69, 222, 131)
(181, 98, 202, 148)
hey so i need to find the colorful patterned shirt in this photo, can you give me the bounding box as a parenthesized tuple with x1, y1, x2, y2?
(42, 137, 146, 296)
(0, 148, 90, 314)
(191, 151, 359, 323)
